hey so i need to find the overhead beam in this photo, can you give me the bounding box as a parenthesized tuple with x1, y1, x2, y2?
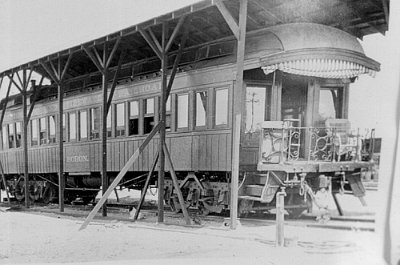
(165, 16, 186, 52)
(139, 28, 163, 60)
(27, 75, 45, 121)
(344, 0, 385, 35)
(106, 38, 121, 68)
(252, 0, 284, 24)
(215, 0, 239, 40)
(83, 46, 104, 73)
(106, 49, 126, 114)
(0, 74, 14, 128)
(381, 0, 389, 24)
(166, 25, 188, 98)
(148, 28, 163, 55)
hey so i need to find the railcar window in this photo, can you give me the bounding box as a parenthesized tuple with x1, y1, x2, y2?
(90, 107, 100, 140)
(16, 122, 21, 148)
(245, 86, 269, 133)
(166, 96, 171, 131)
(318, 87, 344, 124)
(129, 101, 139, 136)
(107, 111, 112, 137)
(79, 110, 88, 141)
(281, 75, 307, 123)
(8, 124, 15, 148)
(177, 94, 189, 129)
(31, 119, 38, 146)
(39, 117, 48, 145)
(144, 98, 155, 134)
(215, 88, 228, 126)
(195, 91, 207, 128)
(2, 126, 7, 149)
(49, 116, 56, 143)
(69, 112, 77, 141)
(115, 103, 125, 137)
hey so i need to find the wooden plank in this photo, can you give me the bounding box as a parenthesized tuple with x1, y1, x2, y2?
(211, 135, 219, 171)
(219, 134, 227, 169)
(199, 135, 207, 170)
(79, 122, 161, 230)
(138, 29, 162, 60)
(206, 134, 213, 170)
(191, 135, 199, 171)
(215, 0, 239, 40)
(165, 15, 186, 52)
(230, 0, 248, 230)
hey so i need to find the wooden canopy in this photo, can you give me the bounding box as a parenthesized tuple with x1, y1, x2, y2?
(0, 0, 389, 81)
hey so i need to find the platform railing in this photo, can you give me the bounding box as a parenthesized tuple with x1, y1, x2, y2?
(259, 121, 372, 164)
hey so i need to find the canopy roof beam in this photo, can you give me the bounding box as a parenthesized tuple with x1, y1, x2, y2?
(215, 0, 239, 40)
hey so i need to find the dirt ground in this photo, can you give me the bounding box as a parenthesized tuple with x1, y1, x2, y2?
(0, 187, 386, 265)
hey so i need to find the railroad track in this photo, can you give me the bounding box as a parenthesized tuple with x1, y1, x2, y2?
(0, 200, 375, 232)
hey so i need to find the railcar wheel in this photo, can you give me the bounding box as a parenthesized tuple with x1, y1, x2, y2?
(168, 195, 190, 213)
(14, 179, 25, 202)
(41, 185, 57, 204)
(198, 202, 210, 216)
(287, 207, 306, 219)
(29, 183, 41, 202)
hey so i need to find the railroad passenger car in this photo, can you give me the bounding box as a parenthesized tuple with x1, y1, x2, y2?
(0, 1, 386, 217)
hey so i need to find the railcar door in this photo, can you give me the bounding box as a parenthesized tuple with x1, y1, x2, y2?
(240, 73, 273, 169)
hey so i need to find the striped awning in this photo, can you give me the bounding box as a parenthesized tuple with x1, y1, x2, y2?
(262, 58, 377, 79)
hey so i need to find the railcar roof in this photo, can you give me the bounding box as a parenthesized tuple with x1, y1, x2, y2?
(0, 0, 389, 80)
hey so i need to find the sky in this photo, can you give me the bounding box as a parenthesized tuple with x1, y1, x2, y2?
(0, 0, 398, 139)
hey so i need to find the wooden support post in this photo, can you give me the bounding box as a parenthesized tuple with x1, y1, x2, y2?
(133, 151, 159, 221)
(276, 187, 286, 247)
(41, 55, 72, 213)
(163, 143, 191, 225)
(230, 0, 248, 230)
(58, 83, 65, 212)
(79, 123, 161, 230)
(101, 66, 108, 217)
(157, 22, 168, 223)
(22, 85, 29, 208)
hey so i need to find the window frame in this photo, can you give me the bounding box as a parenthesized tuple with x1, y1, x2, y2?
(68, 112, 77, 142)
(7, 123, 15, 149)
(15, 122, 22, 148)
(128, 100, 140, 136)
(176, 92, 190, 131)
(115, 102, 126, 137)
(79, 109, 88, 141)
(31, 119, 39, 146)
(90, 107, 101, 140)
(213, 86, 230, 128)
(143, 97, 155, 134)
(194, 90, 208, 130)
(48, 115, 56, 144)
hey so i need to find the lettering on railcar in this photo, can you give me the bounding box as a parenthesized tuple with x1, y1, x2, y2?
(66, 155, 89, 163)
